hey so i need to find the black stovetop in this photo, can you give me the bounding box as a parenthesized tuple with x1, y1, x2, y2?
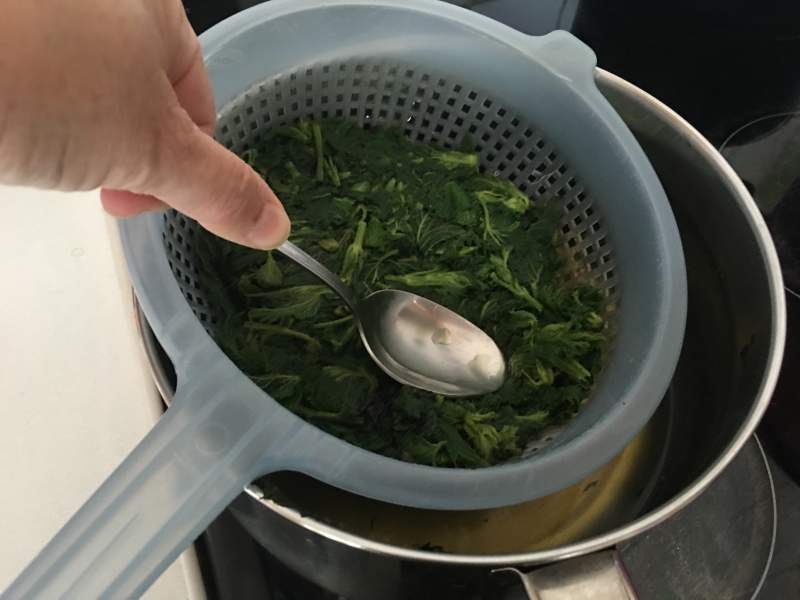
(183, 1, 800, 598)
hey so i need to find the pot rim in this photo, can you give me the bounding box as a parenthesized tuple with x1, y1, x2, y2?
(134, 68, 786, 567)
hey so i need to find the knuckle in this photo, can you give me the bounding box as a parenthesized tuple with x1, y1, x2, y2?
(0, 121, 75, 189)
(139, 102, 195, 192)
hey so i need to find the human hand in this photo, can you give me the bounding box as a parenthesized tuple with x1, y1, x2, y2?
(0, 0, 290, 249)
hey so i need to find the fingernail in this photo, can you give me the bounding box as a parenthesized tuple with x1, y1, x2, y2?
(248, 203, 291, 249)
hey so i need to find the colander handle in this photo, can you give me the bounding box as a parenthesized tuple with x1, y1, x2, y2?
(2, 367, 278, 599)
(524, 30, 598, 90)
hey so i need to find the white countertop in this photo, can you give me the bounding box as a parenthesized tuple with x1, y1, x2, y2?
(0, 185, 205, 599)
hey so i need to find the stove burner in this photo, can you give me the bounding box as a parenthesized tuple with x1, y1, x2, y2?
(618, 437, 775, 600)
(720, 112, 800, 295)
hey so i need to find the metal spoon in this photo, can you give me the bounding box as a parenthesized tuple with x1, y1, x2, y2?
(277, 241, 506, 396)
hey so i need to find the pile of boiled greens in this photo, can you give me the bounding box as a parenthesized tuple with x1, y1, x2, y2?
(193, 119, 607, 468)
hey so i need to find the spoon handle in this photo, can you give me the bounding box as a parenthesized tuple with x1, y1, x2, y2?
(277, 240, 357, 311)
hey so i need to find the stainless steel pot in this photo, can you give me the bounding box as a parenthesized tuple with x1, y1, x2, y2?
(134, 69, 785, 599)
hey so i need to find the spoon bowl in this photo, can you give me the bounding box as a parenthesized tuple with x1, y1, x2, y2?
(358, 289, 506, 396)
(277, 241, 506, 396)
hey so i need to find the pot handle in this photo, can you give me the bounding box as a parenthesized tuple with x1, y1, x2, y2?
(495, 550, 637, 599)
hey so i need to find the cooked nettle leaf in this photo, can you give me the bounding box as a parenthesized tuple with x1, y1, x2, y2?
(194, 119, 607, 468)
(384, 270, 472, 290)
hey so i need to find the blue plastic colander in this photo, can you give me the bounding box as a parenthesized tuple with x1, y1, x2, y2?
(3, 1, 686, 598)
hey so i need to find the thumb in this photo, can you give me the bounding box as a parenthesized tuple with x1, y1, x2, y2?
(139, 106, 291, 249)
